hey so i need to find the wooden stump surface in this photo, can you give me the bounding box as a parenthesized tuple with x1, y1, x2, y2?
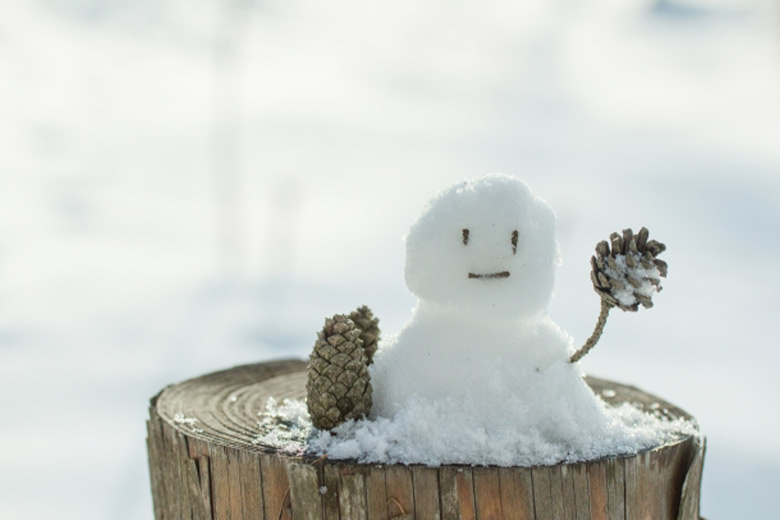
(147, 359, 705, 520)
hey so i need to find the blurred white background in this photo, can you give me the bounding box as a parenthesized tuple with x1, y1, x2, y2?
(1, 0, 779, 518)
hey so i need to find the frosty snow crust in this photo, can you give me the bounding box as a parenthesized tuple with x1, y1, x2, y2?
(281, 174, 691, 467)
(256, 392, 698, 467)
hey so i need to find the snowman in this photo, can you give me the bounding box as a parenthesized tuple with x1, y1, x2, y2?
(304, 172, 672, 464)
(370, 173, 597, 425)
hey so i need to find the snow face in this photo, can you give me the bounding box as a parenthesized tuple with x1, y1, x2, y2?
(404, 174, 559, 320)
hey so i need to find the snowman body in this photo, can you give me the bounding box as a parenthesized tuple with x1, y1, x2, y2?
(371, 303, 576, 419)
(371, 174, 595, 423)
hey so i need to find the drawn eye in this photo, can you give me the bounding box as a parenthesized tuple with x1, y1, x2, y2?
(462, 229, 470, 245)
(511, 230, 518, 254)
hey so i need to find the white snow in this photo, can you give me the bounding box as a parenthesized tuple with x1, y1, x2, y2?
(304, 175, 697, 466)
(310, 397, 698, 466)
(256, 390, 698, 466)
(254, 397, 312, 455)
(372, 175, 571, 420)
(173, 413, 203, 433)
(602, 253, 662, 308)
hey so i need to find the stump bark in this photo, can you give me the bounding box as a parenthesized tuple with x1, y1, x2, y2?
(146, 359, 705, 520)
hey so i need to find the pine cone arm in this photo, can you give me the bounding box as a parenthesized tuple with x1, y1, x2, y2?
(570, 227, 667, 364)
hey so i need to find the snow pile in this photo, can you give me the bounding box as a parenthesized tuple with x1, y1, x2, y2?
(310, 394, 698, 466)
(602, 253, 662, 308)
(256, 388, 698, 466)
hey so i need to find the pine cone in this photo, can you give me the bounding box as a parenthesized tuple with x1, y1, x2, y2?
(590, 227, 667, 312)
(349, 305, 380, 365)
(306, 315, 372, 431)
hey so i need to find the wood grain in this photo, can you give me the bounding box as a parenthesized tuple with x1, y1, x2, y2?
(365, 465, 388, 520)
(531, 466, 554, 520)
(474, 467, 503, 520)
(605, 457, 625, 520)
(262, 454, 291, 520)
(587, 461, 608, 520)
(412, 466, 441, 520)
(320, 463, 341, 520)
(289, 461, 324, 520)
(385, 465, 414, 519)
(239, 450, 264, 520)
(558, 465, 576, 520)
(439, 467, 476, 520)
(340, 466, 368, 520)
(498, 467, 534, 520)
(571, 463, 590, 520)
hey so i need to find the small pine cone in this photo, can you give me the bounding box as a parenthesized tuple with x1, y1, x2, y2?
(306, 315, 372, 431)
(590, 227, 667, 312)
(349, 305, 380, 365)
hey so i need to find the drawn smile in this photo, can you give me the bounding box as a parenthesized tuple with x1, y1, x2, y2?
(468, 271, 511, 279)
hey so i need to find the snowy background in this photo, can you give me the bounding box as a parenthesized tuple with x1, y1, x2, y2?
(1, 0, 778, 518)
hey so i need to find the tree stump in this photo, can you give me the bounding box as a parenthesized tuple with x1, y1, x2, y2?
(146, 359, 705, 520)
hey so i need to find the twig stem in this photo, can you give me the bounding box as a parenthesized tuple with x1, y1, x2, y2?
(570, 299, 612, 363)
(277, 488, 290, 519)
(387, 497, 407, 515)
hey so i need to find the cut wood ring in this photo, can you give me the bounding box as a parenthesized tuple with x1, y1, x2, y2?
(146, 359, 705, 519)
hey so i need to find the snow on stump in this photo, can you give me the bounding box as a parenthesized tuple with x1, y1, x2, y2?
(146, 359, 705, 520)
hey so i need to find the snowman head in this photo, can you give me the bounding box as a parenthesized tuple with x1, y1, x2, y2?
(404, 174, 560, 319)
